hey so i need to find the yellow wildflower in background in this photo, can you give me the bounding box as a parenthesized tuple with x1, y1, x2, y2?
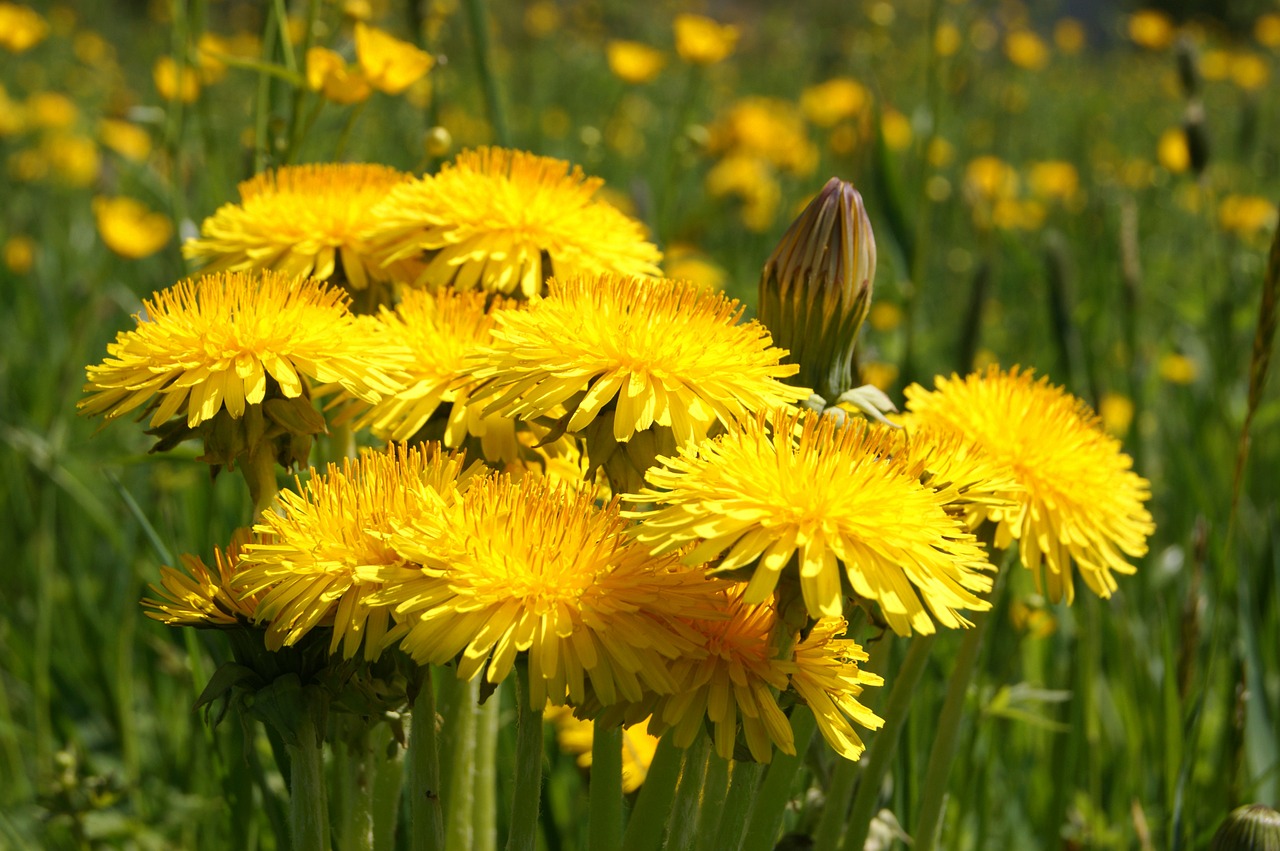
(673, 13, 738, 65)
(1219, 194, 1278, 238)
(904, 366, 1154, 603)
(606, 40, 665, 84)
(237, 445, 480, 659)
(1128, 9, 1176, 50)
(1004, 30, 1050, 71)
(354, 22, 434, 95)
(800, 78, 870, 128)
(371, 147, 662, 297)
(1098, 392, 1135, 436)
(42, 134, 99, 187)
(785, 617, 884, 761)
(965, 156, 1019, 202)
(705, 154, 781, 232)
(80, 271, 408, 429)
(1229, 52, 1269, 91)
(184, 163, 410, 291)
(1256, 13, 1280, 49)
(4, 235, 36, 274)
(93, 196, 174, 259)
(1027, 161, 1080, 203)
(547, 709, 660, 792)
(153, 56, 200, 103)
(1158, 353, 1197, 384)
(934, 22, 962, 57)
(306, 47, 373, 104)
(142, 530, 261, 627)
(1157, 126, 1190, 173)
(26, 92, 77, 129)
(880, 109, 913, 151)
(1054, 18, 1086, 54)
(708, 98, 818, 176)
(0, 2, 49, 52)
(98, 118, 152, 162)
(629, 408, 995, 633)
(663, 243, 727, 292)
(376, 476, 723, 707)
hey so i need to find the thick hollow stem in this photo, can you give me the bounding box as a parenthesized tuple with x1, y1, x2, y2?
(407, 669, 444, 851)
(505, 665, 544, 851)
(588, 722, 623, 850)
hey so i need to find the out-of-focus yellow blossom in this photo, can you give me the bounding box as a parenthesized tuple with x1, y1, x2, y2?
(708, 98, 817, 176)
(153, 56, 200, 103)
(196, 33, 230, 84)
(1219, 195, 1278, 238)
(1129, 9, 1176, 50)
(1009, 597, 1057, 638)
(1028, 161, 1079, 203)
(305, 47, 372, 104)
(673, 13, 738, 65)
(662, 243, 726, 292)
(284, 15, 309, 45)
(934, 22, 962, 57)
(4, 235, 35, 274)
(26, 92, 77, 130)
(355, 22, 434, 95)
(1005, 30, 1050, 70)
(927, 137, 955, 167)
(1054, 18, 1086, 54)
(43, 134, 99, 186)
(546, 708, 659, 793)
(1098, 392, 1134, 436)
(343, 0, 374, 20)
(1200, 49, 1230, 81)
(1256, 13, 1280, 49)
(99, 119, 151, 162)
(869, 301, 903, 332)
(705, 154, 781, 232)
(992, 198, 1046, 230)
(1230, 52, 1269, 90)
(965, 155, 1019, 203)
(0, 3, 49, 53)
(93, 196, 174, 259)
(1158, 353, 1197, 384)
(524, 0, 560, 38)
(1157, 127, 1190, 173)
(860, 361, 898, 392)
(881, 109, 912, 151)
(606, 40, 665, 84)
(73, 31, 114, 66)
(8, 148, 46, 181)
(0, 88, 26, 136)
(800, 77, 870, 128)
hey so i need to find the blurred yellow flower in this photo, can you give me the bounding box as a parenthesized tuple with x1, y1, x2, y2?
(4, 234, 35, 274)
(1157, 127, 1190, 173)
(800, 78, 870, 128)
(93, 196, 174, 259)
(964, 155, 1019, 202)
(355, 22, 434, 95)
(1027, 160, 1080, 203)
(1005, 30, 1050, 71)
(606, 40, 665, 84)
(992, 198, 1046, 231)
(306, 47, 372, 105)
(1219, 194, 1278, 238)
(1230, 52, 1269, 90)
(706, 153, 781, 232)
(869, 301, 903, 332)
(1054, 18, 1086, 54)
(153, 56, 200, 103)
(860, 361, 898, 392)
(1256, 13, 1280, 49)
(524, 0, 560, 38)
(0, 2, 48, 53)
(547, 709, 659, 793)
(663, 243, 726, 292)
(99, 118, 152, 162)
(1009, 596, 1057, 638)
(0, 87, 25, 136)
(1158, 353, 1197, 384)
(927, 137, 955, 167)
(1128, 9, 1176, 50)
(1098, 392, 1134, 436)
(881, 109, 912, 151)
(43, 134, 99, 187)
(934, 22, 962, 57)
(673, 13, 738, 65)
(196, 33, 231, 84)
(73, 30, 114, 66)
(709, 97, 817, 175)
(1200, 49, 1230, 81)
(26, 92, 77, 130)
(343, 0, 374, 20)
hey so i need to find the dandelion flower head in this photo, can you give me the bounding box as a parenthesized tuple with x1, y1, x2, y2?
(783, 617, 884, 761)
(142, 529, 261, 628)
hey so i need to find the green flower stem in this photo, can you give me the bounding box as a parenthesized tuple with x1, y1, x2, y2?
(694, 752, 731, 851)
(710, 759, 763, 850)
(242, 443, 281, 518)
(505, 665, 543, 851)
(444, 677, 481, 851)
(813, 636, 894, 849)
(621, 733, 686, 851)
(335, 724, 375, 851)
(588, 722, 623, 850)
(371, 723, 404, 851)
(666, 730, 712, 849)
(407, 669, 444, 851)
(462, 0, 511, 146)
(842, 631, 939, 851)
(288, 704, 330, 851)
(657, 65, 705, 241)
(741, 707, 817, 851)
(474, 692, 500, 851)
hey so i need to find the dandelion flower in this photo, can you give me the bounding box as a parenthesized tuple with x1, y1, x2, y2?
(606, 40, 666, 85)
(93, 196, 173, 259)
(236, 444, 480, 659)
(184, 164, 410, 293)
(673, 13, 738, 65)
(0, 3, 49, 53)
(305, 46, 372, 104)
(354, 22, 434, 95)
(143, 529, 261, 627)
(373, 475, 723, 708)
(472, 274, 808, 490)
(629, 408, 995, 634)
(784, 617, 883, 761)
(546, 707, 660, 792)
(369, 147, 662, 298)
(904, 366, 1154, 602)
(79, 270, 408, 430)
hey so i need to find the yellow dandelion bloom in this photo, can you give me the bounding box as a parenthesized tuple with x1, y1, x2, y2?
(354, 22, 434, 95)
(1230, 52, 1269, 90)
(800, 78, 870, 128)
(1219, 194, 1278, 239)
(1129, 9, 1176, 50)
(370, 147, 662, 298)
(1158, 352, 1198, 384)
(607, 40, 666, 84)
(4, 235, 35, 274)
(546, 707, 660, 792)
(1257, 13, 1280, 49)
(709, 97, 818, 177)
(339, 288, 523, 461)
(705, 154, 782, 232)
(784, 617, 883, 761)
(965, 156, 1019, 203)
(184, 163, 410, 291)
(79, 270, 408, 429)
(93, 196, 173, 259)
(142, 529, 261, 627)
(880, 109, 913, 151)
(26, 92, 77, 129)
(1004, 30, 1050, 71)
(0, 3, 49, 53)
(904, 366, 1154, 603)
(305, 46, 372, 105)
(1027, 161, 1080, 203)
(1054, 18, 1086, 54)
(673, 13, 738, 65)
(896, 423, 1022, 531)
(99, 118, 152, 162)
(375, 476, 723, 708)
(237, 444, 480, 659)
(1157, 126, 1190, 173)
(153, 56, 200, 103)
(629, 408, 995, 634)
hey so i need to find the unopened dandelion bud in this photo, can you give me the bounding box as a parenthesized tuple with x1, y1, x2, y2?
(1183, 102, 1210, 176)
(759, 177, 876, 403)
(1210, 804, 1280, 851)
(1175, 34, 1200, 98)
